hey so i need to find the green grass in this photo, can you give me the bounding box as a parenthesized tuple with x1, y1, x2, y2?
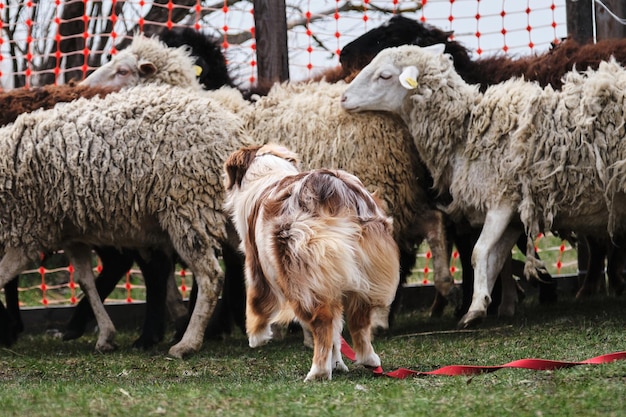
(1, 295, 625, 417)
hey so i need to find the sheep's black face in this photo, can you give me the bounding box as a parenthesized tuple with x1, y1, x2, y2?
(340, 15, 452, 74)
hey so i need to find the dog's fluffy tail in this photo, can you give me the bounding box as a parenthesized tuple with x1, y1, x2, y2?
(275, 214, 366, 311)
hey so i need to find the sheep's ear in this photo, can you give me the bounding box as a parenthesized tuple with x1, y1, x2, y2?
(422, 43, 446, 56)
(399, 66, 419, 90)
(138, 60, 157, 77)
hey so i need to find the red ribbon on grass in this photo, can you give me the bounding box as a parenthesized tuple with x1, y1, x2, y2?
(340, 338, 626, 379)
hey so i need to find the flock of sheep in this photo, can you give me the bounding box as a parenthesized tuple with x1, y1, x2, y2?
(1, 16, 625, 375)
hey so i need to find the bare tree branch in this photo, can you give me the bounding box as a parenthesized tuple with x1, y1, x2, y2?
(286, 0, 421, 30)
(1, 0, 423, 89)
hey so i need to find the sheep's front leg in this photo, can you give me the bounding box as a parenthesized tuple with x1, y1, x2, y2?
(419, 209, 460, 315)
(168, 253, 223, 358)
(64, 243, 117, 352)
(459, 206, 519, 328)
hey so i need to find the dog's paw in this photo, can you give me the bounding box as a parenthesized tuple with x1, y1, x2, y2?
(356, 352, 381, 369)
(334, 360, 349, 373)
(248, 328, 273, 348)
(304, 364, 332, 382)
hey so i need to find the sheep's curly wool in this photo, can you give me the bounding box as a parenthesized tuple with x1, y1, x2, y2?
(0, 83, 113, 126)
(362, 46, 626, 274)
(0, 83, 247, 263)
(241, 80, 435, 256)
(511, 60, 626, 237)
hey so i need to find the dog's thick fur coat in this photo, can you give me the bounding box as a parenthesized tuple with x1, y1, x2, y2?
(224, 144, 399, 381)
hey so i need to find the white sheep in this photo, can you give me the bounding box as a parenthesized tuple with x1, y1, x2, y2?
(341, 44, 626, 328)
(0, 83, 251, 356)
(82, 35, 459, 326)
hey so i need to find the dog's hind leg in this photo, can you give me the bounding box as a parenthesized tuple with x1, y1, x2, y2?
(345, 296, 380, 369)
(302, 303, 342, 382)
(331, 315, 349, 374)
(245, 266, 280, 348)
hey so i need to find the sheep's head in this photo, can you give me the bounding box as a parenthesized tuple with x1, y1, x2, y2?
(341, 44, 447, 114)
(81, 35, 200, 90)
(81, 49, 156, 89)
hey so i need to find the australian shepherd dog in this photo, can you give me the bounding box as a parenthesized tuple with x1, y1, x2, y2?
(224, 144, 400, 381)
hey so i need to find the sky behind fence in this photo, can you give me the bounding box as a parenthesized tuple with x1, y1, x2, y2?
(1, 1, 567, 89)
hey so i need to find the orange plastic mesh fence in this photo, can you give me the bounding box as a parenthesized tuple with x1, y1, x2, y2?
(1, 0, 566, 89)
(9, 234, 577, 307)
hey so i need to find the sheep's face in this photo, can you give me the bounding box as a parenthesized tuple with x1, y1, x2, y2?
(341, 44, 446, 114)
(81, 53, 157, 90)
(341, 49, 413, 114)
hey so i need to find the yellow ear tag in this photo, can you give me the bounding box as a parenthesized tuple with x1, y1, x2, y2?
(405, 77, 418, 88)
(399, 66, 420, 90)
(193, 65, 203, 77)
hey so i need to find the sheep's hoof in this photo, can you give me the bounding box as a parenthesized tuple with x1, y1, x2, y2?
(95, 341, 118, 353)
(132, 333, 162, 350)
(168, 343, 195, 359)
(497, 304, 516, 318)
(457, 310, 486, 329)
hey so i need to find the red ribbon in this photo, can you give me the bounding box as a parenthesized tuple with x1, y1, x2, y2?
(340, 338, 626, 379)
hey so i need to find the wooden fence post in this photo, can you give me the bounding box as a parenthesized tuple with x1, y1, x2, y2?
(594, 0, 626, 39)
(253, 0, 289, 85)
(566, 0, 594, 43)
(567, 0, 626, 42)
